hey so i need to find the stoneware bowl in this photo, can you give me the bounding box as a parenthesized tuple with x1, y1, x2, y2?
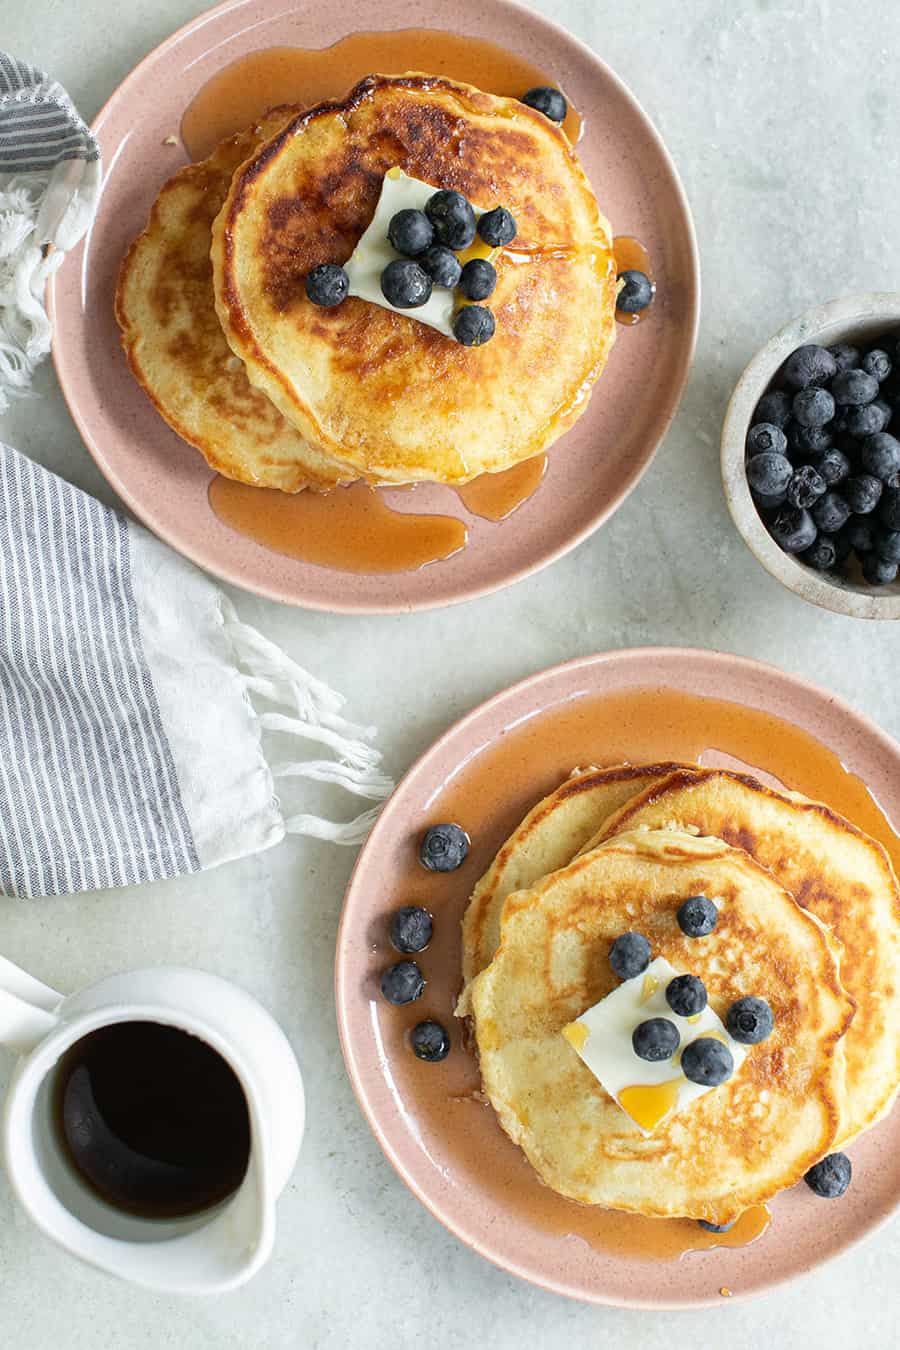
(721, 293, 900, 620)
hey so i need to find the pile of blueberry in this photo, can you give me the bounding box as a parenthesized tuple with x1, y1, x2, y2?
(609, 897, 774, 1089)
(745, 334, 900, 586)
(379, 822, 470, 1061)
(306, 191, 517, 347)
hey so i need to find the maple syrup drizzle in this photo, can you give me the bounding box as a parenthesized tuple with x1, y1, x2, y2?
(375, 686, 900, 1264)
(180, 30, 583, 161)
(456, 456, 547, 522)
(208, 478, 466, 573)
(613, 235, 655, 326)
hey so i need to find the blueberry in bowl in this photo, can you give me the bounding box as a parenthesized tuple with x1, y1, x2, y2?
(722, 295, 900, 617)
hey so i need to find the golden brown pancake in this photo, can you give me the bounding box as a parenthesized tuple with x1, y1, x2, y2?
(586, 767, 900, 1145)
(470, 829, 852, 1223)
(211, 75, 617, 484)
(457, 763, 688, 1010)
(116, 112, 356, 491)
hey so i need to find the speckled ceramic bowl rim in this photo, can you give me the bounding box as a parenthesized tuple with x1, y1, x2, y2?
(721, 293, 900, 620)
(48, 0, 700, 614)
(336, 646, 900, 1308)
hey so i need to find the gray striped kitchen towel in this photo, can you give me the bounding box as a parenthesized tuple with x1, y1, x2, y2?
(0, 441, 393, 898)
(0, 52, 100, 411)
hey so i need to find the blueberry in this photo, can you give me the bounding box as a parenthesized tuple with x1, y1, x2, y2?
(459, 258, 497, 301)
(380, 960, 425, 1006)
(845, 515, 876, 555)
(747, 451, 792, 500)
(812, 490, 851, 534)
(453, 305, 495, 347)
(381, 259, 432, 309)
(419, 245, 462, 289)
(419, 823, 470, 872)
(477, 206, 517, 247)
(725, 996, 774, 1044)
(786, 464, 826, 510)
(861, 552, 898, 586)
(801, 537, 837, 571)
(875, 527, 900, 563)
(783, 344, 837, 389)
(681, 1037, 733, 1086)
(768, 507, 817, 554)
(788, 423, 832, 457)
(410, 1020, 450, 1062)
(844, 400, 890, 438)
(389, 905, 433, 954)
(753, 490, 788, 512)
(843, 474, 883, 515)
(609, 931, 652, 980)
(792, 387, 835, 428)
(425, 189, 477, 250)
(617, 270, 654, 313)
(862, 348, 892, 382)
(828, 342, 860, 372)
(698, 1220, 736, 1233)
(831, 522, 855, 562)
(747, 422, 789, 457)
(677, 894, 718, 937)
(754, 389, 793, 428)
(804, 1152, 852, 1199)
(305, 263, 349, 308)
(809, 448, 850, 487)
(832, 368, 879, 406)
(861, 432, 900, 482)
(521, 85, 568, 123)
(387, 208, 434, 258)
(632, 1018, 680, 1062)
(880, 486, 900, 530)
(665, 974, 708, 1018)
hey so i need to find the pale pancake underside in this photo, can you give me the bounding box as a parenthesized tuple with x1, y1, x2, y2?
(212, 74, 617, 485)
(589, 768, 900, 1146)
(470, 830, 851, 1223)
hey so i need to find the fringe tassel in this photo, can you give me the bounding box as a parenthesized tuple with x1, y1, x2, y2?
(0, 159, 100, 413)
(224, 616, 394, 847)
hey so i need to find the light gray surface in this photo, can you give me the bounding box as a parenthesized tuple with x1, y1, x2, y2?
(1, 1, 898, 1345)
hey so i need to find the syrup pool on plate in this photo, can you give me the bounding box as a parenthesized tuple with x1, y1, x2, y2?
(371, 686, 900, 1265)
(180, 29, 583, 160)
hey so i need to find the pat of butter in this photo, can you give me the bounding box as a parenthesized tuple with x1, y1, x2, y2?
(344, 168, 497, 339)
(561, 957, 747, 1135)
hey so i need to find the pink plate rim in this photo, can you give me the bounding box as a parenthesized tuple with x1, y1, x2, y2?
(48, 0, 700, 613)
(335, 646, 900, 1307)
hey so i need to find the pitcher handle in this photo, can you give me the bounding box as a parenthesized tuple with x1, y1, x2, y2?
(0, 956, 61, 1054)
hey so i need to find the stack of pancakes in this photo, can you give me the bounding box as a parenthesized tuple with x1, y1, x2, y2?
(458, 765, 900, 1226)
(116, 75, 617, 493)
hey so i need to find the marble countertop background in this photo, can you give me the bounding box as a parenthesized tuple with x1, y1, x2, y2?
(1, 1, 898, 1346)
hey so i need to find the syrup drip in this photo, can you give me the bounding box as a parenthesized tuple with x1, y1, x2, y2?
(613, 235, 655, 326)
(180, 30, 583, 161)
(456, 456, 547, 521)
(208, 479, 466, 573)
(375, 686, 900, 1265)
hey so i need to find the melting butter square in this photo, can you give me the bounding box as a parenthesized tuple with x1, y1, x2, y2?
(561, 956, 747, 1135)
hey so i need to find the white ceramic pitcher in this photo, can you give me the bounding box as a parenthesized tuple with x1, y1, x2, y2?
(0, 956, 304, 1293)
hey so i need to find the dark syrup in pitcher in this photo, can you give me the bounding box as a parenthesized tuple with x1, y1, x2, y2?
(53, 1021, 251, 1219)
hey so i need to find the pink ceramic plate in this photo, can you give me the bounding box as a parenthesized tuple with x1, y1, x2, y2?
(49, 0, 698, 613)
(336, 648, 900, 1307)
